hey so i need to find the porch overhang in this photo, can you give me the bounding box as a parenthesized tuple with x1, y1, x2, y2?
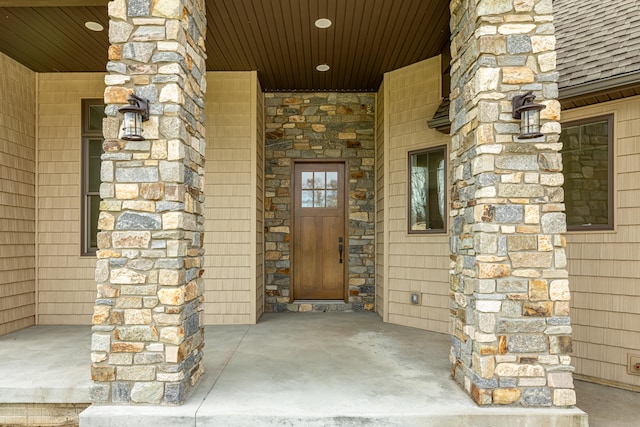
(0, 0, 451, 92)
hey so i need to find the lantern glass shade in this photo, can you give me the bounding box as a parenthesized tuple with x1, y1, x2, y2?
(520, 108, 541, 139)
(121, 110, 144, 141)
(512, 91, 545, 139)
(118, 94, 149, 141)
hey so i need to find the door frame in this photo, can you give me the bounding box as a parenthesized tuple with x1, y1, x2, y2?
(290, 159, 349, 303)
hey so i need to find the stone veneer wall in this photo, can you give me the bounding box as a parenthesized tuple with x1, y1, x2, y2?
(448, 0, 576, 406)
(91, 0, 207, 404)
(0, 52, 36, 336)
(264, 93, 375, 312)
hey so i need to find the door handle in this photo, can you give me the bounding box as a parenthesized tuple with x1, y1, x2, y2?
(338, 237, 343, 264)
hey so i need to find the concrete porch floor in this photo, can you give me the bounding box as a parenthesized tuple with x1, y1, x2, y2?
(0, 312, 636, 426)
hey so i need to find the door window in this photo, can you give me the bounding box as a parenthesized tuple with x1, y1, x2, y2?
(301, 171, 339, 208)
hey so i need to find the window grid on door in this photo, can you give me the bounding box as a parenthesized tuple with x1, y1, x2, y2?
(301, 171, 339, 208)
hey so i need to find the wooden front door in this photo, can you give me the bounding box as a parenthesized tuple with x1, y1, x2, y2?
(293, 162, 346, 300)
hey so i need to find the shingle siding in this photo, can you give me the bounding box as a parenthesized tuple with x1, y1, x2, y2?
(380, 57, 450, 333)
(0, 53, 36, 336)
(563, 96, 640, 389)
(37, 73, 104, 326)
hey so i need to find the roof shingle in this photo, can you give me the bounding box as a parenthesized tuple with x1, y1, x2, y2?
(555, 0, 640, 90)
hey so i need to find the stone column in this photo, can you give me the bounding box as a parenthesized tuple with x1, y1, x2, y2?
(90, 0, 207, 404)
(448, 0, 575, 406)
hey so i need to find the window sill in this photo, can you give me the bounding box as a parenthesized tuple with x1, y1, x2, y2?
(565, 227, 616, 235)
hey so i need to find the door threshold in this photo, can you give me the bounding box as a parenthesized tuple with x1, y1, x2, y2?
(293, 300, 346, 304)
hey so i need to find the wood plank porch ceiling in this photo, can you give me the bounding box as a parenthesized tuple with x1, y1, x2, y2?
(0, 0, 451, 92)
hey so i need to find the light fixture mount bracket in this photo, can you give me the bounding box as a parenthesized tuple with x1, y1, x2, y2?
(119, 94, 150, 122)
(512, 91, 540, 119)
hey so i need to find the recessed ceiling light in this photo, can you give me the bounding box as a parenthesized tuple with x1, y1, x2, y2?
(85, 21, 104, 32)
(315, 18, 332, 29)
(316, 64, 330, 72)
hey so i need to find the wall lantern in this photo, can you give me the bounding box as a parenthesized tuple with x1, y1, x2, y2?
(118, 94, 149, 141)
(512, 91, 546, 139)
